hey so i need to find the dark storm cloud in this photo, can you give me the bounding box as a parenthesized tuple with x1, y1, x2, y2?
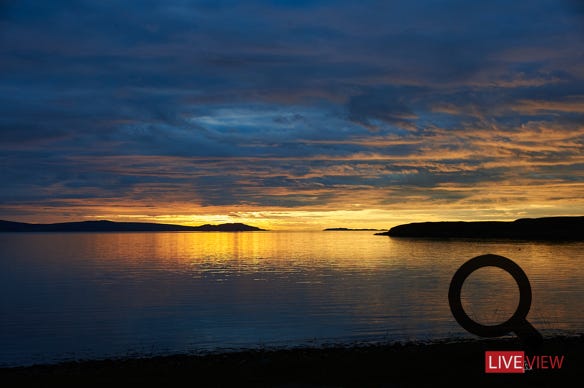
(0, 0, 583, 220)
(347, 87, 419, 131)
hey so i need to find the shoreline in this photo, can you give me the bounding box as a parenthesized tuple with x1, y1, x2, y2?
(2, 334, 581, 387)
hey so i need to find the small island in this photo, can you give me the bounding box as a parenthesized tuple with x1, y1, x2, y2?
(375, 216, 584, 240)
(0, 220, 266, 233)
(324, 227, 384, 231)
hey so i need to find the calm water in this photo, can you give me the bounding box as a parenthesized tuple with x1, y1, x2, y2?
(1, 231, 582, 366)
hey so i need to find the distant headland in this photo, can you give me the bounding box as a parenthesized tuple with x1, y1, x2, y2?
(0, 220, 266, 233)
(375, 216, 584, 240)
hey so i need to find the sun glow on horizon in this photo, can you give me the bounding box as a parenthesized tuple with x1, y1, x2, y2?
(4, 200, 583, 231)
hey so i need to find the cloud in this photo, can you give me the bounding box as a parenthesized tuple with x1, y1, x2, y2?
(0, 0, 583, 227)
(347, 88, 419, 131)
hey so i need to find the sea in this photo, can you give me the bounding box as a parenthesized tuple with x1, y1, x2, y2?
(0, 231, 582, 366)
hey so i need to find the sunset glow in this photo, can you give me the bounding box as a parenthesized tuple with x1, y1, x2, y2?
(1, 1, 583, 229)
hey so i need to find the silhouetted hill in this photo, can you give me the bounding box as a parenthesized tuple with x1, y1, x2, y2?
(375, 216, 584, 240)
(0, 220, 266, 232)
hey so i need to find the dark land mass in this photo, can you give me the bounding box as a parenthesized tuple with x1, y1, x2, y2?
(375, 216, 584, 240)
(1, 334, 581, 387)
(0, 220, 265, 233)
(324, 227, 383, 231)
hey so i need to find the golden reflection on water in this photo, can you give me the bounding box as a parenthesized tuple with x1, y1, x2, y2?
(1, 231, 583, 366)
(76, 231, 409, 269)
(25, 231, 584, 329)
(21, 232, 584, 323)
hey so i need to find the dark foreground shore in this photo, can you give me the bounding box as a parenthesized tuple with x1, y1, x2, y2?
(2, 335, 581, 387)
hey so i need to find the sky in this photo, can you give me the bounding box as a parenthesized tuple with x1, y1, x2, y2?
(1, 0, 583, 230)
